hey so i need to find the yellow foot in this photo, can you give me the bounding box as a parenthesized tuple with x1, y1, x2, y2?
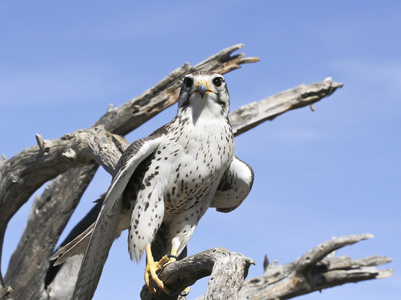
(144, 245, 178, 294)
(144, 254, 171, 294)
(181, 286, 190, 296)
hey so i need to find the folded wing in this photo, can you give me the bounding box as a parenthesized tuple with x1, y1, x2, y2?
(72, 129, 166, 300)
(211, 156, 254, 213)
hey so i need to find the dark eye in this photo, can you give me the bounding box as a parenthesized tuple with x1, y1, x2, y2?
(212, 77, 223, 87)
(183, 77, 193, 89)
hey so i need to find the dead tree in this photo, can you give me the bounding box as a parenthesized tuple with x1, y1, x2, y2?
(0, 44, 392, 300)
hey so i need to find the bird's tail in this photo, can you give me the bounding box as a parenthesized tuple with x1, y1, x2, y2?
(50, 223, 95, 266)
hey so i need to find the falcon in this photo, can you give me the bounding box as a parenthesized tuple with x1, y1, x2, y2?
(51, 71, 254, 298)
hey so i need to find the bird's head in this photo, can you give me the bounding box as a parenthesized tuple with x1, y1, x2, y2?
(177, 71, 230, 119)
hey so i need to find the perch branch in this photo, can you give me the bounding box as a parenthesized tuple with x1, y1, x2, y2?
(112, 234, 391, 300)
(140, 248, 255, 300)
(237, 234, 392, 300)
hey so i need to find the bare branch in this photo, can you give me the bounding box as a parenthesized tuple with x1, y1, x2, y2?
(230, 77, 343, 135)
(237, 234, 392, 300)
(140, 248, 255, 300)
(0, 126, 127, 236)
(129, 235, 392, 300)
(295, 233, 374, 273)
(2, 127, 129, 298)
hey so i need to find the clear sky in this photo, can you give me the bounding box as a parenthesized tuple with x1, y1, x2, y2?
(1, 1, 400, 299)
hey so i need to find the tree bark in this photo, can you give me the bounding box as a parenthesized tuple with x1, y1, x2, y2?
(237, 234, 392, 300)
(136, 235, 392, 300)
(140, 248, 255, 300)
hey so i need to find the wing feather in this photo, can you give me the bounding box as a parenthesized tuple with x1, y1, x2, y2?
(72, 130, 166, 300)
(211, 156, 254, 213)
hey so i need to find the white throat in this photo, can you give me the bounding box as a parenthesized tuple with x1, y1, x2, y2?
(179, 94, 227, 125)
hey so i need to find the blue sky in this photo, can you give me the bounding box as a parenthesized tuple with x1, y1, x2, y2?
(1, 1, 400, 299)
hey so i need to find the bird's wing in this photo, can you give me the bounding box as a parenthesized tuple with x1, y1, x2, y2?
(73, 127, 167, 300)
(50, 222, 95, 266)
(210, 156, 254, 213)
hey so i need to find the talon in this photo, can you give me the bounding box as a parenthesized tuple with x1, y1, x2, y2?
(181, 286, 190, 296)
(144, 245, 175, 294)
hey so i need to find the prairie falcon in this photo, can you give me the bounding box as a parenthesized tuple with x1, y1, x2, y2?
(51, 71, 254, 298)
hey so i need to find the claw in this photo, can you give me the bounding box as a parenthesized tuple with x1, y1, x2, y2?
(144, 245, 174, 294)
(181, 287, 190, 296)
(144, 255, 171, 294)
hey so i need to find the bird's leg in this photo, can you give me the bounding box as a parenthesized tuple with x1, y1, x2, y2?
(167, 247, 190, 297)
(144, 245, 190, 295)
(144, 245, 173, 294)
(167, 247, 178, 262)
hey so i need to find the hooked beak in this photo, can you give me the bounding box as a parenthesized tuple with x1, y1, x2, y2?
(196, 81, 209, 98)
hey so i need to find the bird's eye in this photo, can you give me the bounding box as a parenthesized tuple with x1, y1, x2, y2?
(212, 77, 223, 87)
(183, 77, 193, 89)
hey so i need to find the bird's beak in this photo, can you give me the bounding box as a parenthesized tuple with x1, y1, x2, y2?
(196, 81, 209, 98)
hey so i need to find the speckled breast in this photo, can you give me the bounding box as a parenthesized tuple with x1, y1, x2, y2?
(156, 119, 234, 215)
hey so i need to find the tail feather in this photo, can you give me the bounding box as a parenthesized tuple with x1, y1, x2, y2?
(51, 223, 95, 266)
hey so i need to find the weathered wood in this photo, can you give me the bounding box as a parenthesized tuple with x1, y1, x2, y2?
(2, 127, 127, 197)
(203, 249, 255, 300)
(134, 235, 392, 300)
(237, 234, 392, 300)
(3, 167, 98, 299)
(2, 127, 130, 298)
(45, 255, 83, 300)
(140, 248, 255, 300)
(230, 77, 343, 136)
